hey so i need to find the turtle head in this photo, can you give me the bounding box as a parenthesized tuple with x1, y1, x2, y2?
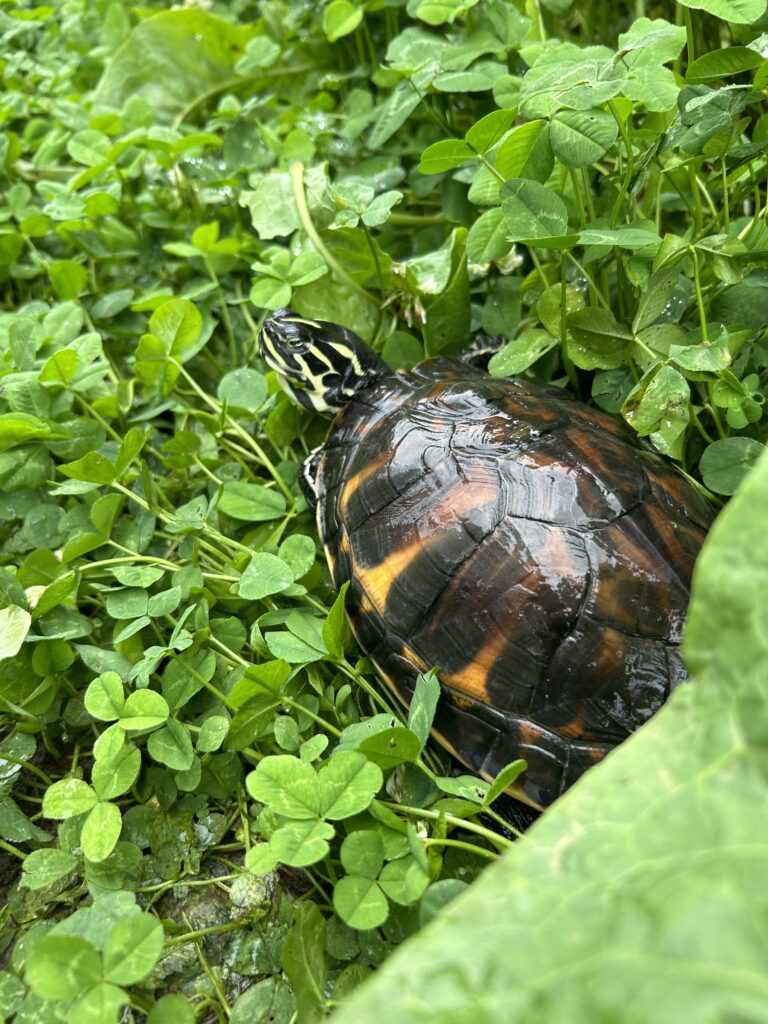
(258, 308, 387, 416)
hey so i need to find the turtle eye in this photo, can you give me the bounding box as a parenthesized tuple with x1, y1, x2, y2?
(272, 316, 317, 352)
(284, 331, 307, 350)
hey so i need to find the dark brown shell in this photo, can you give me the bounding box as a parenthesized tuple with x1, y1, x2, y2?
(317, 359, 713, 807)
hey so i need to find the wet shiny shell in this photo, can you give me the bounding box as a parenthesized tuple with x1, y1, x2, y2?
(316, 359, 713, 807)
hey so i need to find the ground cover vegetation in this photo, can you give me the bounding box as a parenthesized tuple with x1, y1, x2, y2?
(0, 0, 766, 1020)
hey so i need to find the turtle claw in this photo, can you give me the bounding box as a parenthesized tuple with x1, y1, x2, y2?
(460, 332, 505, 371)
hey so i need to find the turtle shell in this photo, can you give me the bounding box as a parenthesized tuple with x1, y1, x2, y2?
(316, 359, 713, 807)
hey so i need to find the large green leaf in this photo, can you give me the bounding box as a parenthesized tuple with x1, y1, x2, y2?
(331, 451, 768, 1023)
(676, 0, 766, 22)
(94, 11, 253, 121)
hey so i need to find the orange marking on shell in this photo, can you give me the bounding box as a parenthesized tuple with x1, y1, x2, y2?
(558, 718, 587, 739)
(430, 474, 499, 527)
(354, 537, 425, 611)
(518, 721, 541, 747)
(536, 526, 585, 583)
(449, 692, 474, 711)
(442, 628, 510, 703)
(339, 453, 390, 518)
(323, 528, 349, 589)
(401, 642, 428, 673)
(352, 474, 499, 618)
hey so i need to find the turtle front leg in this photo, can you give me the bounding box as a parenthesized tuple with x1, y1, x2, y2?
(461, 332, 505, 371)
(300, 446, 323, 511)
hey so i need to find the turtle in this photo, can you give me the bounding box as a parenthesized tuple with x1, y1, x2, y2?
(258, 308, 713, 808)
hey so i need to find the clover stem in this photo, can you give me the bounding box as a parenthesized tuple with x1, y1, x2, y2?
(565, 252, 609, 310)
(380, 801, 515, 847)
(389, 212, 448, 226)
(172, 66, 315, 129)
(706, 390, 727, 440)
(478, 152, 506, 185)
(528, 248, 550, 289)
(560, 253, 578, 392)
(569, 168, 587, 229)
(688, 164, 703, 237)
(0, 754, 53, 787)
(281, 694, 343, 737)
(203, 256, 237, 365)
(689, 246, 708, 343)
(533, 0, 546, 40)
(165, 918, 249, 949)
(691, 408, 715, 445)
(581, 168, 596, 221)
(72, 394, 123, 445)
(715, 159, 728, 233)
(695, 173, 718, 220)
(193, 456, 223, 485)
(609, 99, 634, 229)
(173, 360, 295, 503)
(360, 19, 378, 67)
(337, 659, 399, 717)
(683, 6, 695, 64)
(362, 224, 385, 338)
(632, 335, 660, 361)
(676, 463, 723, 507)
(0, 839, 24, 864)
(139, 873, 240, 896)
(237, 284, 265, 361)
(423, 838, 499, 860)
(290, 162, 379, 308)
(85, 554, 178, 572)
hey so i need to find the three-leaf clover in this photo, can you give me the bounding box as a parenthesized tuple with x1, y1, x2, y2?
(245, 751, 383, 872)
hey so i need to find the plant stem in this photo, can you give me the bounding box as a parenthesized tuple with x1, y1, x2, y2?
(478, 152, 506, 185)
(424, 837, 498, 860)
(581, 168, 596, 221)
(203, 256, 237, 366)
(0, 753, 53, 786)
(173, 66, 315, 128)
(559, 253, 578, 391)
(609, 99, 634, 228)
(173, 360, 295, 503)
(689, 246, 708, 342)
(688, 163, 703, 237)
(338, 658, 398, 717)
(677, 464, 723, 506)
(281, 694, 343, 737)
(720, 158, 730, 233)
(380, 801, 515, 847)
(362, 225, 385, 338)
(569, 168, 587, 229)
(84, 555, 178, 572)
(706, 392, 727, 439)
(683, 7, 695, 65)
(691, 408, 715, 444)
(565, 252, 609, 309)
(0, 839, 26, 860)
(389, 212, 447, 226)
(528, 248, 551, 289)
(533, 0, 546, 40)
(165, 918, 248, 949)
(290, 162, 379, 308)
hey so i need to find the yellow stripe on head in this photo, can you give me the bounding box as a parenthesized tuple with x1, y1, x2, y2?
(257, 308, 387, 417)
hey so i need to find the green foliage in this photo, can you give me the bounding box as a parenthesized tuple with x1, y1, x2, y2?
(23, 903, 164, 1023)
(0, 0, 765, 1019)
